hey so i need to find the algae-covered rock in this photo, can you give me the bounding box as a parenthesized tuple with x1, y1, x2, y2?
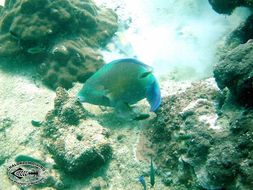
(211, 5, 253, 107)
(219, 110, 253, 189)
(208, 0, 241, 14)
(146, 79, 253, 189)
(0, 0, 118, 89)
(196, 144, 240, 189)
(208, 0, 253, 14)
(147, 79, 222, 189)
(217, 15, 253, 56)
(214, 40, 253, 107)
(42, 87, 112, 175)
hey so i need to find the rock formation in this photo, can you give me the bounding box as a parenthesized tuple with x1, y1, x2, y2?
(0, 0, 118, 89)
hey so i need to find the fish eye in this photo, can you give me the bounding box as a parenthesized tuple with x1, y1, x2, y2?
(102, 95, 110, 102)
(76, 96, 81, 102)
(76, 95, 85, 102)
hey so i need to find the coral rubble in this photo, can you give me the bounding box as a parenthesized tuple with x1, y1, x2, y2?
(0, 0, 118, 89)
(42, 87, 112, 175)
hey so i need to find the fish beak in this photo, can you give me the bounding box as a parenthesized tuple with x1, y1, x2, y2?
(76, 95, 85, 102)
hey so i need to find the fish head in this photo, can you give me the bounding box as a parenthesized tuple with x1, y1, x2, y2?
(77, 85, 111, 106)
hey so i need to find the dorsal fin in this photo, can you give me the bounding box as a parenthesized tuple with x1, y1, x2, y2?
(109, 58, 152, 70)
(146, 79, 161, 112)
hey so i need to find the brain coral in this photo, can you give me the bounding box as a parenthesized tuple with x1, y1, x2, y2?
(40, 39, 104, 89)
(0, 0, 118, 89)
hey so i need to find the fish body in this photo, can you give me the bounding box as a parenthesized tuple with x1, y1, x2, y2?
(27, 45, 45, 54)
(150, 157, 155, 187)
(139, 176, 147, 190)
(77, 58, 161, 112)
(15, 155, 49, 168)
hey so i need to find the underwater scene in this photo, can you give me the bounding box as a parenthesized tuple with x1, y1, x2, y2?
(0, 0, 253, 189)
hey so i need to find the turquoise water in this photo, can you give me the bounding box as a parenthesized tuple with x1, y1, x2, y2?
(0, 0, 253, 190)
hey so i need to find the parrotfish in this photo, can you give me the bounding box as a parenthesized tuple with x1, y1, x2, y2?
(150, 157, 155, 187)
(139, 175, 147, 190)
(27, 45, 46, 54)
(15, 155, 50, 168)
(77, 58, 161, 116)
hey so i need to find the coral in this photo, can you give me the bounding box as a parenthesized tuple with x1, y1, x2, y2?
(0, 33, 20, 56)
(211, 6, 253, 107)
(42, 87, 112, 175)
(208, 0, 253, 14)
(0, 0, 118, 89)
(214, 40, 253, 107)
(39, 40, 104, 89)
(197, 144, 240, 189)
(212, 15, 253, 107)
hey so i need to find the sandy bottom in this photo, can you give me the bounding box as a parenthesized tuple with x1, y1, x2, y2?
(0, 62, 55, 189)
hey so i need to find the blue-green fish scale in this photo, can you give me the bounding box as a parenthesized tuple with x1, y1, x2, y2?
(78, 58, 161, 111)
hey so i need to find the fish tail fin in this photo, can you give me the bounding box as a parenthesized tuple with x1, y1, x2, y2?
(147, 79, 161, 112)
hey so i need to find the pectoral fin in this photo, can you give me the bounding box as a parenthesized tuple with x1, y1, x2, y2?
(146, 79, 161, 112)
(104, 92, 114, 101)
(100, 91, 114, 106)
(133, 113, 150, 120)
(115, 102, 132, 112)
(114, 102, 136, 120)
(140, 70, 152, 78)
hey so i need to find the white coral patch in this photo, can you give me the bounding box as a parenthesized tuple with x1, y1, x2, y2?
(198, 114, 220, 130)
(181, 98, 209, 113)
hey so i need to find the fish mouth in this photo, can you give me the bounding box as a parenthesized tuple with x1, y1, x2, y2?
(76, 95, 85, 102)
